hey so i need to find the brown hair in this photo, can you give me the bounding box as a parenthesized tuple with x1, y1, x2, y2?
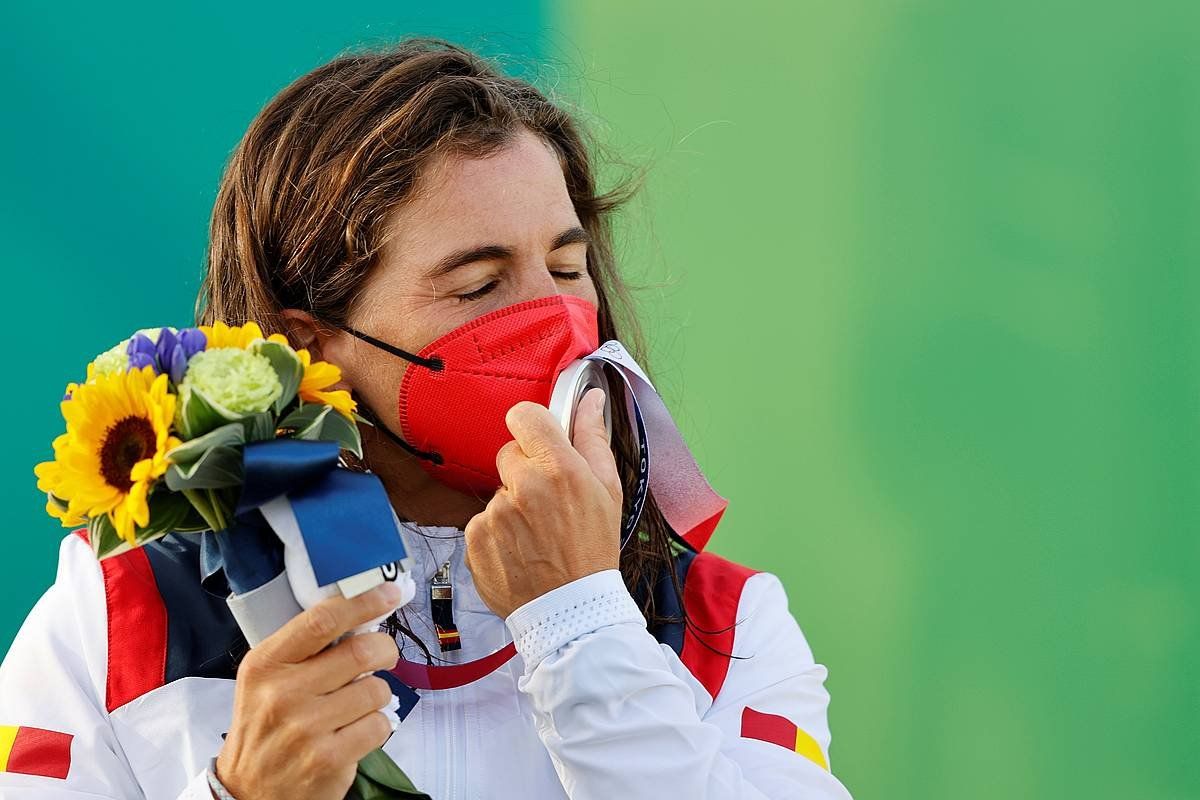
(197, 36, 700, 640)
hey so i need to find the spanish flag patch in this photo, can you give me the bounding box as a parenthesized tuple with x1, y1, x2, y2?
(0, 725, 72, 779)
(740, 706, 828, 771)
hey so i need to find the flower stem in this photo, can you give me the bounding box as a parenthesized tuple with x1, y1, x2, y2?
(206, 488, 230, 532)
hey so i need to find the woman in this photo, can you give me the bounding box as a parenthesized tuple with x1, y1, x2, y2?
(0, 38, 853, 799)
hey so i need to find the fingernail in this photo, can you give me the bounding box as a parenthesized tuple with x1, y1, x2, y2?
(379, 582, 403, 602)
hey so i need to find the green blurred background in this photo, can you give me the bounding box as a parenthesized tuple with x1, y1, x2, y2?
(5, 2, 1197, 798)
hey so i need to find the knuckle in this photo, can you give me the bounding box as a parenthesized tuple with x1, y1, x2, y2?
(369, 711, 392, 744)
(278, 715, 308, 746)
(542, 460, 570, 489)
(258, 683, 288, 715)
(364, 632, 397, 668)
(504, 492, 535, 521)
(381, 631, 400, 661)
(235, 652, 263, 681)
(496, 439, 520, 465)
(365, 676, 391, 707)
(305, 604, 339, 642)
(303, 747, 337, 775)
(348, 633, 376, 670)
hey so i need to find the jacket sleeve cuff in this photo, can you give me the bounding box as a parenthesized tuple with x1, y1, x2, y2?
(177, 767, 218, 799)
(504, 568, 645, 669)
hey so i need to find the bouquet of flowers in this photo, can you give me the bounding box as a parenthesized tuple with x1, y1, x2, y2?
(34, 322, 428, 800)
(34, 322, 361, 555)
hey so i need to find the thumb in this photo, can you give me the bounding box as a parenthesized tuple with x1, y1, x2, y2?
(571, 387, 622, 503)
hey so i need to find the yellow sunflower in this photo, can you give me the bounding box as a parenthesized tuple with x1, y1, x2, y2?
(199, 320, 289, 351)
(297, 349, 357, 419)
(37, 434, 85, 526)
(34, 366, 182, 545)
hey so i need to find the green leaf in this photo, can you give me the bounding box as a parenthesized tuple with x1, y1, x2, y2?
(178, 384, 246, 440)
(168, 423, 245, 469)
(170, 509, 211, 533)
(347, 749, 431, 800)
(181, 488, 230, 533)
(314, 406, 363, 458)
(90, 514, 136, 561)
(292, 405, 333, 440)
(279, 403, 363, 457)
(165, 444, 244, 490)
(134, 491, 199, 544)
(240, 410, 277, 443)
(253, 339, 303, 413)
(277, 403, 327, 435)
(89, 492, 211, 559)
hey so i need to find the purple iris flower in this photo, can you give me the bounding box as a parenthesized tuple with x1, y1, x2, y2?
(179, 328, 207, 358)
(126, 332, 160, 373)
(124, 327, 208, 384)
(170, 327, 207, 384)
(154, 327, 179, 373)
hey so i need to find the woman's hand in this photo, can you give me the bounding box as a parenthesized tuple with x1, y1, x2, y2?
(215, 582, 404, 800)
(465, 387, 624, 619)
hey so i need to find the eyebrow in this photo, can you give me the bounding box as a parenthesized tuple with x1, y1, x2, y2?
(423, 226, 591, 279)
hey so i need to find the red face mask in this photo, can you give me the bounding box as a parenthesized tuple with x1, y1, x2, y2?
(343, 294, 600, 495)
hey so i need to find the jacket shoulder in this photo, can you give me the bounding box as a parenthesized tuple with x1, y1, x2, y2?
(641, 546, 766, 700)
(71, 529, 246, 713)
(675, 550, 764, 700)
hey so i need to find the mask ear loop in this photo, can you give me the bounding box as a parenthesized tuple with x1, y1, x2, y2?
(335, 324, 445, 465)
(355, 402, 444, 465)
(341, 325, 445, 372)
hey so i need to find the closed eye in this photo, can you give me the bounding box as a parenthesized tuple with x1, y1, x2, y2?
(455, 280, 499, 302)
(454, 270, 584, 303)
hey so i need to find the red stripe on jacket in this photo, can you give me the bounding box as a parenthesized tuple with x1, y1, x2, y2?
(740, 706, 798, 749)
(5, 725, 73, 779)
(679, 551, 760, 700)
(72, 529, 168, 712)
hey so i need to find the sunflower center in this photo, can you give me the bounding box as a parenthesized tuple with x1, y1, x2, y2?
(99, 416, 157, 492)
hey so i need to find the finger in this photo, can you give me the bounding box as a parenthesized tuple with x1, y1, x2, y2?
(571, 388, 622, 503)
(332, 709, 394, 762)
(317, 674, 394, 730)
(495, 438, 525, 488)
(463, 496, 498, 574)
(258, 582, 404, 664)
(303, 630, 399, 694)
(505, 401, 577, 465)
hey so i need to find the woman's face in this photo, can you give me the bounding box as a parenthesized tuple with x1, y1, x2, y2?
(316, 128, 599, 448)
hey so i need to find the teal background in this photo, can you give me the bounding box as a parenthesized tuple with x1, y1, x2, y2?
(6, 3, 1199, 799)
(3, 1, 543, 637)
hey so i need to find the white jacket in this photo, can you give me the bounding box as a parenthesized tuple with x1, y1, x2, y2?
(0, 523, 854, 799)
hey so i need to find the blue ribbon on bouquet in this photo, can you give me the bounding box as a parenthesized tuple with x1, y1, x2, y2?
(198, 439, 419, 717)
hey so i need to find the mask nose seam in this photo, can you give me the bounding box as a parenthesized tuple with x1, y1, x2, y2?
(447, 369, 547, 382)
(472, 325, 560, 364)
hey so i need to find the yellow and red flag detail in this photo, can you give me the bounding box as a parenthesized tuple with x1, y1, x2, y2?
(740, 706, 828, 771)
(435, 627, 461, 651)
(0, 725, 72, 778)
